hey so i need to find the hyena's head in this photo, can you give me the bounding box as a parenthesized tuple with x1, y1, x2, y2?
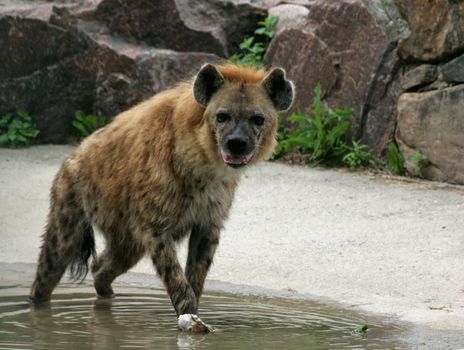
(193, 63, 294, 168)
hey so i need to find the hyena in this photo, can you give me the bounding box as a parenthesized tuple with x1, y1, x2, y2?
(29, 63, 294, 331)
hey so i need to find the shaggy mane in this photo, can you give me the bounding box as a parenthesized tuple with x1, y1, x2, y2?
(217, 64, 268, 84)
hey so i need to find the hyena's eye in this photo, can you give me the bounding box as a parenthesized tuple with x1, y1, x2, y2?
(251, 115, 265, 126)
(216, 113, 230, 123)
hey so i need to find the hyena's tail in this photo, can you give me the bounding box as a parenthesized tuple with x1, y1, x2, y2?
(29, 167, 96, 304)
(69, 221, 96, 282)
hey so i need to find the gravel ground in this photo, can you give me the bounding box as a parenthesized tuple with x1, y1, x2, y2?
(1, 145, 463, 340)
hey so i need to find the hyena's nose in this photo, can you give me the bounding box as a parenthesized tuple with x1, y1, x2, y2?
(226, 137, 248, 155)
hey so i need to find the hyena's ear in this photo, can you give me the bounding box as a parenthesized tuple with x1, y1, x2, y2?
(193, 63, 225, 106)
(261, 67, 294, 111)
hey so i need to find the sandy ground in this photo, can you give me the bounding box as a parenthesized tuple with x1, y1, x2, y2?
(1, 146, 463, 341)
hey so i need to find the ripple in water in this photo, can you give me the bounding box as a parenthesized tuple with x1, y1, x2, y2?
(0, 274, 405, 349)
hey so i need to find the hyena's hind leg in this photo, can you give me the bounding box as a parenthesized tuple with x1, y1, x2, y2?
(29, 169, 96, 304)
(91, 238, 144, 298)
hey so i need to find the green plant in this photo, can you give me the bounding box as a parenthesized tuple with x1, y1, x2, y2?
(274, 85, 377, 168)
(0, 111, 40, 148)
(342, 141, 379, 168)
(386, 143, 430, 177)
(409, 150, 428, 177)
(229, 16, 278, 68)
(72, 110, 107, 138)
(271, 113, 290, 159)
(351, 324, 369, 336)
(387, 142, 405, 175)
(278, 85, 353, 165)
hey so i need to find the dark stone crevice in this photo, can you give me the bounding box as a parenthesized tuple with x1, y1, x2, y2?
(356, 41, 399, 142)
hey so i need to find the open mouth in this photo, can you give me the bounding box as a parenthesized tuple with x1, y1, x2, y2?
(220, 149, 255, 168)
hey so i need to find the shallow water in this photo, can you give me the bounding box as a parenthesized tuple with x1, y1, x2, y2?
(0, 265, 405, 350)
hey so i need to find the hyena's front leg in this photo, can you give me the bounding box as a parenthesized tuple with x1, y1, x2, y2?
(150, 237, 198, 316)
(185, 225, 220, 305)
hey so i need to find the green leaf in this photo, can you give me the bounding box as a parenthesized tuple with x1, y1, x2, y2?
(387, 143, 405, 174)
(327, 120, 350, 140)
(0, 133, 8, 145)
(312, 85, 323, 121)
(0, 113, 13, 128)
(72, 120, 89, 137)
(268, 16, 278, 27)
(275, 81, 366, 166)
(11, 118, 23, 128)
(20, 128, 39, 137)
(284, 135, 314, 151)
(16, 110, 31, 121)
(259, 16, 278, 29)
(16, 134, 28, 143)
(87, 115, 98, 130)
(72, 111, 107, 137)
(351, 324, 369, 336)
(407, 150, 428, 176)
(229, 54, 242, 62)
(0, 110, 39, 148)
(240, 37, 254, 50)
(249, 44, 265, 54)
(410, 150, 427, 164)
(263, 30, 275, 38)
(341, 140, 377, 168)
(228, 15, 278, 67)
(287, 113, 309, 128)
(75, 110, 86, 119)
(334, 107, 355, 117)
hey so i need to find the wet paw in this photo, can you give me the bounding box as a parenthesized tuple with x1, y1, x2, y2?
(96, 292, 116, 299)
(27, 296, 50, 306)
(178, 314, 214, 333)
(94, 284, 115, 299)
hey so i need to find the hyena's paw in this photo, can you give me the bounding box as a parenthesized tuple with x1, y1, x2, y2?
(27, 292, 53, 308)
(95, 288, 116, 299)
(96, 292, 116, 299)
(27, 296, 50, 306)
(94, 284, 115, 299)
(178, 314, 214, 333)
(28, 282, 52, 306)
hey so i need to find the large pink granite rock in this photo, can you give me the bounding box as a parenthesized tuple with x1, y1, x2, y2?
(265, 0, 407, 153)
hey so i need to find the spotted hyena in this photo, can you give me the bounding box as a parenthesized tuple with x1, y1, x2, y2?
(30, 63, 294, 331)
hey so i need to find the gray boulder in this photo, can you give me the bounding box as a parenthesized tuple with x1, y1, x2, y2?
(268, 4, 309, 32)
(440, 53, 464, 83)
(400, 65, 438, 91)
(396, 85, 464, 184)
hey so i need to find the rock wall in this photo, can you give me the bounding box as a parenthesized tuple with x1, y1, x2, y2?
(265, 0, 407, 154)
(264, 0, 464, 184)
(396, 86, 464, 184)
(1, 0, 463, 183)
(0, 0, 266, 143)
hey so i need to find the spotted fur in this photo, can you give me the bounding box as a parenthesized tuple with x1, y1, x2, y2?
(30, 64, 294, 316)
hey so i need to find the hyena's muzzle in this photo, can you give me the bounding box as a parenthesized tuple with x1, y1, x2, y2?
(220, 121, 257, 168)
